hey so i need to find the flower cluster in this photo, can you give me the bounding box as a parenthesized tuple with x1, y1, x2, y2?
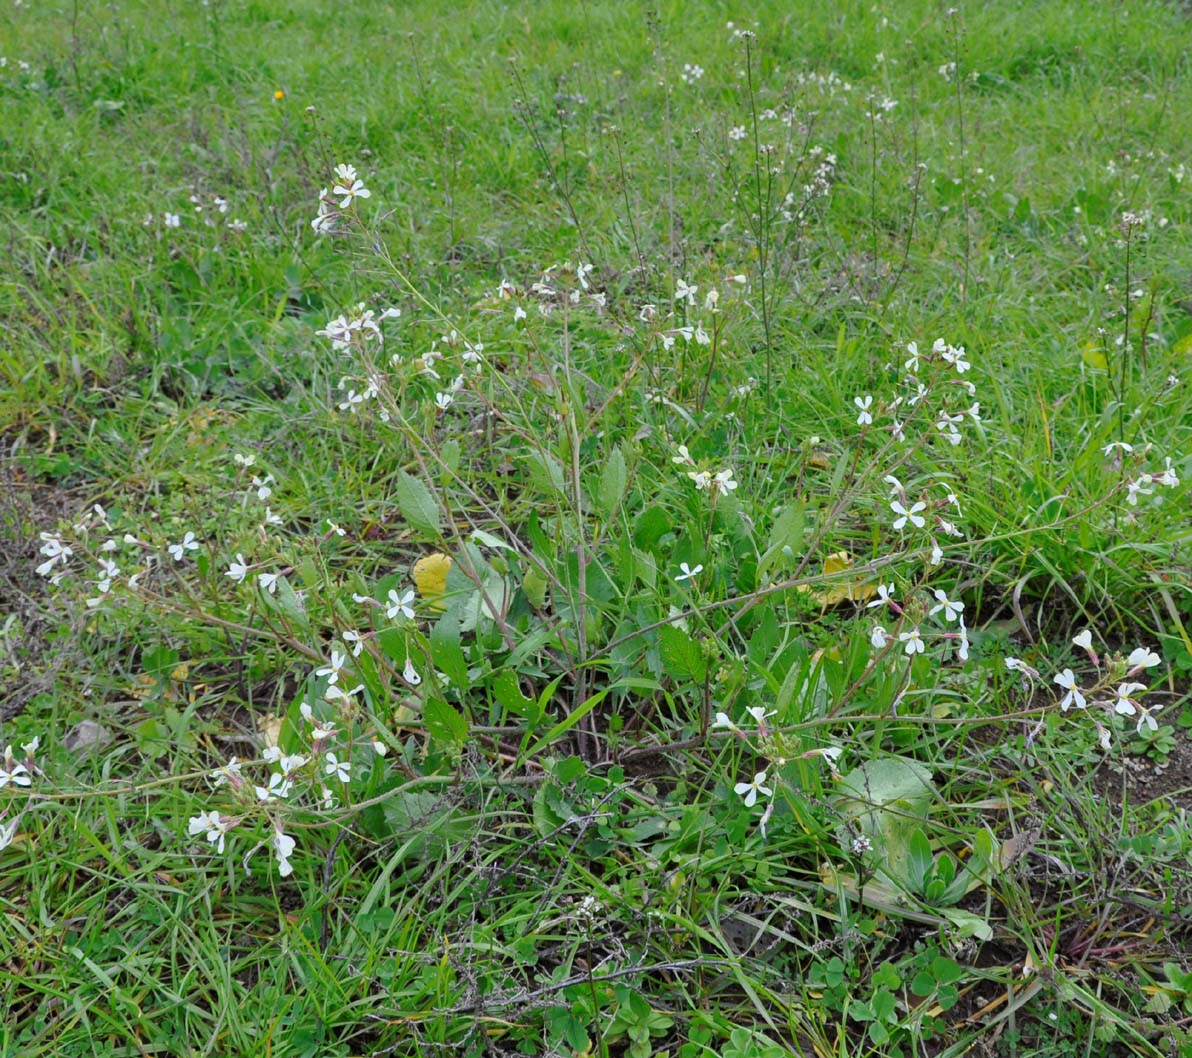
(312, 163, 371, 235)
(672, 445, 738, 498)
(867, 582, 970, 664)
(713, 707, 843, 837)
(1006, 631, 1166, 749)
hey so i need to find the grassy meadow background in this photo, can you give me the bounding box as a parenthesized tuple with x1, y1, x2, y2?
(2, 0, 1192, 1055)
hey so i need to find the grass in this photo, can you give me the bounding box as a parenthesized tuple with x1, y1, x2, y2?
(2, 0, 1192, 1055)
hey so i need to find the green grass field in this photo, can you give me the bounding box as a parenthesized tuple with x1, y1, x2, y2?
(2, 1, 1192, 1055)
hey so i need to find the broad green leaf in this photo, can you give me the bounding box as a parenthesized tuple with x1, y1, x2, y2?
(658, 624, 707, 683)
(394, 471, 441, 537)
(424, 695, 468, 747)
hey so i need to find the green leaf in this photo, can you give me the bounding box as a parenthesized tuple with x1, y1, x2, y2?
(430, 610, 470, 689)
(424, 696, 468, 746)
(598, 444, 629, 517)
(394, 471, 441, 537)
(759, 502, 804, 578)
(658, 624, 707, 683)
(491, 669, 541, 722)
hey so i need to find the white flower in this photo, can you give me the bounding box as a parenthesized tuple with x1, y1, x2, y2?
(675, 562, 703, 582)
(733, 770, 773, 807)
(273, 826, 296, 877)
(332, 164, 370, 208)
(257, 572, 281, 594)
(1102, 441, 1134, 456)
(1072, 629, 1093, 651)
(0, 817, 18, 851)
(402, 657, 421, 686)
(209, 758, 243, 787)
(867, 584, 896, 609)
(226, 554, 249, 583)
(1054, 669, 1086, 711)
(713, 468, 738, 494)
(890, 500, 927, 530)
(163, 212, 181, 228)
(386, 589, 416, 620)
(904, 341, 921, 372)
(929, 589, 963, 623)
(854, 394, 874, 425)
(745, 706, 776, 726)
(342, 630, 365, 657)
(324, 752, 351, 783)
(254, 772, 292, 801)
(168, 532, 199, 561)
(1135, 703, 1163, 734)
(1126, 647, 1160, 670)
(674, 278, 697, 305)
(1109, 682, 1146, 716)
(187, 811, 231, 854)
(899, 627, 925, 655)
(1005, 657, 1039, 679)
(711, 711, 738, 731)
(434, 391, 454, 411)
(728, 125, 747, 141)
(315, 649, 346, 683)
(870, 625, 893, 649)
(251, 474, 274, 501)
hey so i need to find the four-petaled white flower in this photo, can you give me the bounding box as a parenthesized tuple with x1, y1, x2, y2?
(168, 532, 199, 562)
(734, 770, 773, 807)
(929, 589, 963, 623)
(258, 572, 281, 594)
(890, 500, 926, 530)
(675, 562, 703, 582)
(855, 395, 874, 425)
(1053, 669, 1086, 711)
(226, 554, 249, 583)
(387, 589, 416, 620)
(1072, 629, 1093, 651)
(899, 627, 925, 655)
(324, 752, 351, 783)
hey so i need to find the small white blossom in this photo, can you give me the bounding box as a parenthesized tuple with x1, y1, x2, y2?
(1054, 669, 1086, 711)
(733, 770, 773, 807)
(675, 562, 703, 582)
(387, 589, 416, 620)
(402, 657, 422, 686)
(899, 627, 925, 655)
(324, 752, 351, 783)
(854, 394, 874, 425)
(890, 500, 927, 530)
(929, 589, 963, 623)
(226, 554, 249, 583)
(168, 532, 199, 562)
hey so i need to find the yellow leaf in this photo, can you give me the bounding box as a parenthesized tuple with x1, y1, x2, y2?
(1080, 341, 1109, 372)
(797, 551, 878, 607)
(413, 552, 452, 609)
